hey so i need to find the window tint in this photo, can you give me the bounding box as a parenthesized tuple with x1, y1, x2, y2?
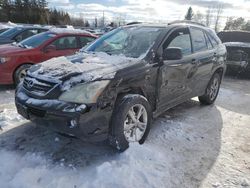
(20, 32, 56, 48)
(0, 27, 23, 37)
(79, 36, 95, 48)
(163, 28, 192, 56)
(51, 36, 77, 50)
(15, 29, 39, 41)
(190, 28, 207, 52)
(207, 33, 219, 47)
(204, 33, 213, 49)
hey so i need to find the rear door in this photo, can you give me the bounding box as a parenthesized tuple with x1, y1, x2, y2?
(157, 27, 196, 109)
(42, 35, 79, 60)
(189, 27, 215, 95)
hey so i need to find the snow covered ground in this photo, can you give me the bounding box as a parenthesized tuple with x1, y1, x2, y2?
(0, 78, 249, 188)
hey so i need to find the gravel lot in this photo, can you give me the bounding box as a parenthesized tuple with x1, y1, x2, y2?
(0, 77, 249, 188)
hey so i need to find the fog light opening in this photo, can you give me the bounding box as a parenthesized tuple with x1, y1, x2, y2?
(69, 119, 78, 129)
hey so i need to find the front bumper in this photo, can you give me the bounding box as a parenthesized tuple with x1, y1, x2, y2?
(15, 87, 112, 142)
(0, 65, 13, 84)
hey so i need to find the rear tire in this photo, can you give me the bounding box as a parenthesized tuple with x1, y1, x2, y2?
(109, 94, 152, 152)
(14, 64, 31, 85)
(199, 73, 221, 105)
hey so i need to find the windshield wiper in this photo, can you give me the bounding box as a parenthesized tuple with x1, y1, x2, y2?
(17, 43, 26, 48)
(103, 49, 119, 55)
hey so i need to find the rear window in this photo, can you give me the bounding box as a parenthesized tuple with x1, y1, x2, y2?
(79, 36, 95, 48)
(204, 33, 213, 49)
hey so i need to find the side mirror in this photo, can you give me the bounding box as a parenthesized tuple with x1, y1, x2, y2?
(44, 45, 56, 53)
(163, 47, 183, 60)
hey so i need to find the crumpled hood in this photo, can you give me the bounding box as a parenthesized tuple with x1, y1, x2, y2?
(28, 52, 140, 90)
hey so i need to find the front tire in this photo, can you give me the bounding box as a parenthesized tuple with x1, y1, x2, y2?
(14, 64, 31, 85)
(199, 73, 221, 105)
(109, 94, 152, 152)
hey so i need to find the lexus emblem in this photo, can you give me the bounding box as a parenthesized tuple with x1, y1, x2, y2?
(27, 80, 34, 89)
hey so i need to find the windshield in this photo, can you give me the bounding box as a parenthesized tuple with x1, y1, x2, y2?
(0, 27, 23, 37)
(85, 27, 163, 58)
(18, 32, 56, 48)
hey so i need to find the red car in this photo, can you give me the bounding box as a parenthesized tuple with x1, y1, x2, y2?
(0, 30, 97, 84)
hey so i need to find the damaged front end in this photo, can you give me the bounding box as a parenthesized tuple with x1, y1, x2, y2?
(14, 56, 122, 141)
(15, 76, 114, 141)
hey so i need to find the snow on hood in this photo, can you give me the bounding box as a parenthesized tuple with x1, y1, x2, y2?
(28, 52, 140, 90)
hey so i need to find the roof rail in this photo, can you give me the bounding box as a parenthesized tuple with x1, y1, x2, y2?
(168, 20, 205, 27)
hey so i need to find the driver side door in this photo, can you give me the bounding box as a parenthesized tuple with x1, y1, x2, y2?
(157, 27, 197, 110)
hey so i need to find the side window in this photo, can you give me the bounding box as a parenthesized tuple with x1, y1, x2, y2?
(51, 36, 77, 50)
(15, 29, 39, 42)
(79, 36, 95, 48)
(204, 33, 213, 49)
(208, 33, 219, 47)
(163, 28, 192, 56)
(190, 28, 207, 52)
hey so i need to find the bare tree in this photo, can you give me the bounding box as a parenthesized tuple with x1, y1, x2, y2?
(205, 7, 212, 27)
(193, 11, 205, 25)
(214, 4, 224, 32)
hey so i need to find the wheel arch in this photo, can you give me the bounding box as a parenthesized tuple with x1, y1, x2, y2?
(213, 67, 224, 81)
(12, 62, 34, 83)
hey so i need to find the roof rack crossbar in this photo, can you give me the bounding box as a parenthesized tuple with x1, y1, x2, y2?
(168, 20, 205, 27)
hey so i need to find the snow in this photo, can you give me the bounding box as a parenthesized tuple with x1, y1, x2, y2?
(0, 78, 250, 188)
(0, 108, 24, 129)
(48, 28, 93, 36)
(0, 21, 17, 29)
(29, 52, 140, 91)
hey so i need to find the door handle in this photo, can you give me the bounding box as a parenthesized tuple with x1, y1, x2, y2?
(191, 59, 197, 65)
(167, 63, 182, 67)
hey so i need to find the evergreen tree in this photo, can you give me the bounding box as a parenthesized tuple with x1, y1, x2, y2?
(185, 7, 194, 20)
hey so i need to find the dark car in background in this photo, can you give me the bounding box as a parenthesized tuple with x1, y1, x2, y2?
(15, 22, 227, 151)
(0, 26, 48, 45)
(0, 28, 9, 34)
(218, 30, 250, 75)
(0, 29, 97, 85)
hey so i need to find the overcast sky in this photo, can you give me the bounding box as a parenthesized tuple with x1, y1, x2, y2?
(47, 0, 250, 27)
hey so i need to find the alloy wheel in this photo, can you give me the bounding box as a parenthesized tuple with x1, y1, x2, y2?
(209, 77, 219, 101)
(123, 104, 148, 142)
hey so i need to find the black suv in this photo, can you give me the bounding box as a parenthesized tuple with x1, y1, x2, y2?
(15, 22, 227, 151)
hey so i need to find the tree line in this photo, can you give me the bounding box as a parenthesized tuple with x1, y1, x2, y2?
(184, 6, 250, 32)
(0, 0, 87, 26)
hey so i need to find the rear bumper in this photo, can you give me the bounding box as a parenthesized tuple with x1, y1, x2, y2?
(15, 86, 112, 142)
(226, 61, 250, 73)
